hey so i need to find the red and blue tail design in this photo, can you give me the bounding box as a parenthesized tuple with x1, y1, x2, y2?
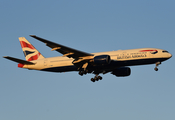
(19, 37, 45, 61)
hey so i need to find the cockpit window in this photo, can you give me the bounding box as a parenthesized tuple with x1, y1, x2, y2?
(162, 51, 169, 53)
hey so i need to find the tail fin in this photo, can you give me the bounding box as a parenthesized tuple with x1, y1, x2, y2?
(19, 37, 45, 61)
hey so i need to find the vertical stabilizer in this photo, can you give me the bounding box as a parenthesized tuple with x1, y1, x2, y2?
(19, 37, 45, 61)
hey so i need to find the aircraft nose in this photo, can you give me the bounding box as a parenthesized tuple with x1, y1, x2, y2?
(169, 53, 172, 58)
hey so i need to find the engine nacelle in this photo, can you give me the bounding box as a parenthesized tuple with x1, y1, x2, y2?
(111, 67, 131, 77)
(93, 55, 111, 65)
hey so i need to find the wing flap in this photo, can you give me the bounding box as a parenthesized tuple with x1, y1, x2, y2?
(30, 35, 93, 59)
(3, 56, 35, 65)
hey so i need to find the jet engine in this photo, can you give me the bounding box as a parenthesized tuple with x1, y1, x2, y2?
(111, 67, 131, 77)
(93, 55, 111, 65)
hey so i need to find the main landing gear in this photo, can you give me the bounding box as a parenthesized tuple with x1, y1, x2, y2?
(154, 62, 161, 71)
(91, 75, 102, 82)
(78, 70, 103, 82)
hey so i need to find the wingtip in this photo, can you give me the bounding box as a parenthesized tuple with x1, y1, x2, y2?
(30, 35, 36, 37)
(3, 56, 8, 58)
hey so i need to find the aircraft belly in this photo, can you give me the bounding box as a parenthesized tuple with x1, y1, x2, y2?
(41, 65, 78, 72)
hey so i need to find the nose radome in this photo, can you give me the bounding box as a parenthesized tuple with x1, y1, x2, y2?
(168, 53, 172, 58)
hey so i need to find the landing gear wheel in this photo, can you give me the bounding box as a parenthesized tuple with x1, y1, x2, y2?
(154, 67, 158, 71)
(91, 78, 95, 82)
(98, 76, 102, 80)
(90, 75, 103, 82)
(154, 62, 161, 71)
(79, 71, 83, 76)
(94, 76, 99, 81)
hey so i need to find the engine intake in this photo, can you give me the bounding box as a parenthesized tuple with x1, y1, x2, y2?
(111, 67, 131, 77)
(94, 55, 111, 65)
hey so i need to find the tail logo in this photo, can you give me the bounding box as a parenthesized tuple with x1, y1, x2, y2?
(23, 51, 35, 56)
(20, 41, 42, 61)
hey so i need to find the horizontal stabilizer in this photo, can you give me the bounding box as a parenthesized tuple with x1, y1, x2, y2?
(3, 56, 35, 65)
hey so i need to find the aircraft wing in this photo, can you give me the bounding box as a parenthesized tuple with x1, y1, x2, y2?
(30, 35, 93, 59)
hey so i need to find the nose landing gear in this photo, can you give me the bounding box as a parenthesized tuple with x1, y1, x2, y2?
(154, 62, 161, 71)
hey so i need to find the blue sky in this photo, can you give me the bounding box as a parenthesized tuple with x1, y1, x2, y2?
(1, 0, 175, 120)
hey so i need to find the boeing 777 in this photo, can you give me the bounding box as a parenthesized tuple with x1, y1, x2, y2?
(3, 35, 172, 82)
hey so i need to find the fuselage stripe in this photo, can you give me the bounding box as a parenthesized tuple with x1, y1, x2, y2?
(139, 50, 158, 52)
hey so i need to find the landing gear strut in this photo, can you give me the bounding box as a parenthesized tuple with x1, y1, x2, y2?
(154, 62, 161, 71)
(91, 75, 102, 82)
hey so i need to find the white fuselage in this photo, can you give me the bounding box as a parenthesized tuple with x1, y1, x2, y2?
(20, 48, 172, 73)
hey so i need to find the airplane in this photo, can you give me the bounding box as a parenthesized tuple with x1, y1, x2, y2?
(3, 35, 172, 82)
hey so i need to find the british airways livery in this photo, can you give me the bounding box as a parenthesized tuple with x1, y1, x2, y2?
(4, 35, 172, 82)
